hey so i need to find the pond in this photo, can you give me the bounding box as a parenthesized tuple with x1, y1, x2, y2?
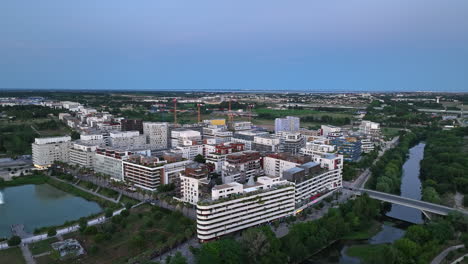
(0, 184, 102, 238)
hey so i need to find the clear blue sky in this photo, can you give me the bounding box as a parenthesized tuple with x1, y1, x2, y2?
(1, 0, 468, 92)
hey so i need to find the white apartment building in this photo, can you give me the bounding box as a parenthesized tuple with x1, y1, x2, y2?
(123, 155, 166, 191)
(173, 144, 204, 160)
(108, 130, 146, 148)
(228, 121, 252, 132)
(275, 116, 300, 134)
(221, 151, 262, 184)
(321, 125, 342, 137)
(361, 138, 375, 153)
(283, 154, 343, 208)
(171, 129, 202, 148)
(252, 135, 281, 153)
(143, 122, 169, 150)
(80, 133, 105, 145)
(300, 140, 336, 156)
(32, 136, 71, 169)
(196, 177, 295, 241)
(69, 141, 98, 168)
(161, 160, 193, 185)
(93, 147, 150, 181)
(263, 153, 311, 178)
(359, 120, 381, 140)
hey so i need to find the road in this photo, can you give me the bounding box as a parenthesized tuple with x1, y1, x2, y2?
(431, 244, 464, 264)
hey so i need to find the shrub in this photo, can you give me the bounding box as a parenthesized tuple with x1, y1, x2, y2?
(7, 236, 21, 246)
(47, 228, 57, 237)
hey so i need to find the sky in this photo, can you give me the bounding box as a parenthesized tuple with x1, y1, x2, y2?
(1, 0, 468, 92)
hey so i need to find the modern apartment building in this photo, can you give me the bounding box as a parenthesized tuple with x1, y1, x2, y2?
(263, 153, 311, 178)
(121, 119, 143, 133)
(359, 120, 381, 140)
(227, 121, 252, 132)
(143, 122, 169, 150)
(196, 177, 295, 242)
(69, 141, 98, 168)
(283, 153, 343, 208)
(32, 136, 71, 169)
(93, 147, 150, 181)
(330, 137, 362, 162)
(171, 128, 202, 148)
(178, 163, 211, 205)
(252, 135, 281, 153)
(108, 130, 146, 148)
(221, 151, 262, 184)
(279, 132, 306, 154)
(275, 116, 300, 134)
(122, 155, 166, 191)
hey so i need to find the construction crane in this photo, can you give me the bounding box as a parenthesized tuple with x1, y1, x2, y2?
(173, 98, 177, 125)
(248, 104, 255, 122)
(228, 98, 234, 123)
(197, 103, 204, 123)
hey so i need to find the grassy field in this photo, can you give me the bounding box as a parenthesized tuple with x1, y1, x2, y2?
(30, 238, 58, 255)
(346, 244, 388, 263)
(0, 247, 26, 264)
(341, 221, 382, 240)
(381, 127, 402, 139)
(35, 204, 195, 264)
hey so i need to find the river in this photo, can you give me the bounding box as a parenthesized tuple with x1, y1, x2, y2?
(0, 184, 102, 238)
(386, 142, 425, 224)
(308, 142, 426, 263)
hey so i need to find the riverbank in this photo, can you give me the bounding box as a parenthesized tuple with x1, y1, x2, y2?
(0, 174, 47, 188)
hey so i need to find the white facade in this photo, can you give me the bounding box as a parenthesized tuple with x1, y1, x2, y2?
(196, 177, 295, 241)
(69, 142, 98, 168)
(143, 122, 169, 150)
(263, 156, 300, 178)
(321, 125, 342, 137)
(275, 116, 300, 134)
(171, 129, 202, 148)
(109, 131, 146, 148)
(174, 145, 204, 160)
(32, 136, 71, 168)
(228, 121, 252, 131)
(93, 154, 124, 181)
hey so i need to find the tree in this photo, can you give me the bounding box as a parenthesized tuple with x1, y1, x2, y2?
(130, 234, 145, 248)
(47, 227, 57, 237)
(7, 236, 21, 246)
(105, 208, 113, 218)
(194, 154, 206, 164)
(78, 217, 88, 232)
(166, 252, 187, 264)
(121, 209, 130, 217)
(195, 239, 245, 264)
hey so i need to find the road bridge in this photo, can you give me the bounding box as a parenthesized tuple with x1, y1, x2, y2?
(350, 188, 468, 218)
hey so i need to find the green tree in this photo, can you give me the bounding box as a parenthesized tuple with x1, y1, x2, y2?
(47, 227, 57, 237)
(105, 208, 113, 218)
(7, 236, 21, 246)
(166, 252, 187, 264)
(194, 154, 206, 163)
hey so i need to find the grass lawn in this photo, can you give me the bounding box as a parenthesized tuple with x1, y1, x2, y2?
(0, 247, 26, 264)
(382, 127, 401, 139)
(78, 181, 98, 191)
(346, 244, 388, 263)
(98, 187, 119, 200)
(41, 204, 195, 264)
(120, 196, 139, 206)
(30, 238, 58, 255)
(342, 221, 382, 240)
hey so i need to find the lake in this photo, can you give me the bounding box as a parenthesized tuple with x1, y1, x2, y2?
(0, 184, 102, 238)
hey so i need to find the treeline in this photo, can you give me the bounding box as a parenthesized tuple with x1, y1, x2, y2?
(192, 195, 381, 264)
(300, 115, 351, 126)
(420, 127, 468, 204)
(367, 130, 423, 193)
(0, 124, 36, 156)
(364, 100, 434, 127)
(343, 149, 379, 181)
(0, 105, 63, 120)
(354, 213, 465, 264)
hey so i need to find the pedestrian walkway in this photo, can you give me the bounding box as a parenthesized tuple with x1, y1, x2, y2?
(431, 244, 464, 264)
(20, 244, 36, 264)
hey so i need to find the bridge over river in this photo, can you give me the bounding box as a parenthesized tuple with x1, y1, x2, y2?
(349, 187, 468, 219)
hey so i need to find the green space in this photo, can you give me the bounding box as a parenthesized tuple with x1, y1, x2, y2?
(30, 238, 58, 255)
(366, 130, 424, 193)
(98, 187, 119, 199)
(341, 221, 382, 240)
(37, 205, 195, 264)
(346, 244, 389, 263)
(0, 247, 26, 264)
(0, 105, 71, 157)
(0, 173, 48, 187)
(420, 127, 468, 205)
(382, 127, 402, 139)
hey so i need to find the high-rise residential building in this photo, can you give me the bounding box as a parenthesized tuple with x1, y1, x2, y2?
(121, 119, 143, 134)
(196, 177, 295, 242)
(252, 135, 281, 153)
(32, 136, 71, 169)
(320, 125, 342, 137)
(108, 130, 147, 148)
(143, 122, 169, 150)
(227, 121, 252, 132)
(283, 153, 343, 208)
(263, 153, 312, 178)
(222, 151, 262, 183)
(178, 163, 211, 205)
(94, 147, 150, 181)
(275, 116, 300, 134)
(279, 132, 306, 155)
(359, 120, 381, 140)
(330, 137, 362, 162)
(171, 128, 202, 148)
(69, 141, 98, 168)
(123, 155, 167, 191)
